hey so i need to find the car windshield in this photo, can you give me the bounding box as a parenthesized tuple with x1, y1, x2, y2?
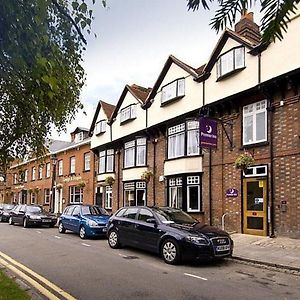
(3, 204, 14, 210)
(81, 206, 109, 216)
(27, 206, 43, 213)
(154, 208, 197, 225)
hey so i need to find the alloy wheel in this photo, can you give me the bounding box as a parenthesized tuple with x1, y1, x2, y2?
(162, 240, 180, 264)
(8, 217, 13, 225)
(23, 218, 28, 228)
(58, 222, 66, 233)
(108, 230, 120, 249)
(79, 226, 86, 239)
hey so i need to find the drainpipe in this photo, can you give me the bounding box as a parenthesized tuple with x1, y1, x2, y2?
(209, 148, 212, 226)
(152, 138, 157, 206)
(117, 149, 121, 209)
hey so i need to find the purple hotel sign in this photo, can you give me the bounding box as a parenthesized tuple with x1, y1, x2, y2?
(226, 188, 238, 197)
(199, 118, 218, 149)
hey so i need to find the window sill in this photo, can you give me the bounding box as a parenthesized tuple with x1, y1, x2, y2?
(160, 95, 184, 107)
(120, 117, 136, 125)
(98, 171, 115, 175)
(165, 154, 203, 162)
(95, 131, 106, 136)
(122, 165, 148, 171)
(216, 67, 246, 82)
(241, 141, 269, 149)
(83, 169, 90, 173)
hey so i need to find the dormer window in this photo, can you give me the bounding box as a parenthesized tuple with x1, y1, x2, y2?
(120, 104, 136, 124)
(216, 46, 245, 79)
(95, 120, 106, 135)
(75, 132, 84, 142)
(161, 78, 185, 105)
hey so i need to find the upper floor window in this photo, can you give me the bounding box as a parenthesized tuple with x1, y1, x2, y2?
(46, 162, 51, 178)
(32, 167, 36, 181)
(84, 152, 91, 171)
(58, 160, 63, 176)
(161, 78, 185, 104)
(38, 166, 43, 179)
(124, 138, 146, 168)
(243, 100, 267, 145)
(99, 149, 114, 174)
(95, 120, 106, 135)
(70, 156, 76, 174)
(75, 132, 84, 143)
(24, 170, 28, 182)
(120, 104, 136, 124)
(13, 173, 18, 184)
(167, 120, 199, 159)
(216, 46, 245, 79)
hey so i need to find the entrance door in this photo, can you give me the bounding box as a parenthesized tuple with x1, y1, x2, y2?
(243, 178, 267, 236)
(54, 189, 63, 214)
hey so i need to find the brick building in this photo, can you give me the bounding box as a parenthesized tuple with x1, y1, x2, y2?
(6, 127, 94, 213)
(89, 11, 300, 238)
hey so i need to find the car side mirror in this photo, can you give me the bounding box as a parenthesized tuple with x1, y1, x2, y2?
(146, 218, 157, 224)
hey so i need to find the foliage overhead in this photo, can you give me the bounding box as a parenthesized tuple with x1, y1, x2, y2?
(187, 0, 300, 42)
(0, 0, 105, 173)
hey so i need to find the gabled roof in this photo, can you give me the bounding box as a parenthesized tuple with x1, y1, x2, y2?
(196, 29, 257, 82)
(71, 127, 89, 134)
(143, 55, 201, 107)
(109, 84, 151, 122)
(89, 100, 116, 136)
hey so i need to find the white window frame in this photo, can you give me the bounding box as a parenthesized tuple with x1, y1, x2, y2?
(161, 78, 185, 104)
(32, 167, 36, 181)
(70, 156, 76, 174)
(95, 120, 106, 134)
(24, 170, 28, 182)
(105, 186, 112, 209)
(120, 104, 137, 124)
(44, 188, 50, 204)
(124, 138, 146, 168)
(13, 173, 18, 184)
(217, 46, 245, 79)
(84, 153, 90, 171)
(58, 160, 63, 176)
(38, 166, 43, 179)
(187, 176, 201, 212)
(46, 163, 51, 178)
(98, 149, 114, 174)
(69, 186, 83, 204)
(243, 100, 267, 145)
(74, 132, 84, 143)
(31, 192, 36, 204)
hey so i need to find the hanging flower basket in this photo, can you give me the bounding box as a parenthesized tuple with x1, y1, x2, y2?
(234, 152, 255, 170)
(141, 170, 154, 183)
(56, 183, 63, 190)
(77, 181, 86, 189)
(34, 187, 40, 194)
(105, 176, 115, 186)
(28, 188, 33, 194)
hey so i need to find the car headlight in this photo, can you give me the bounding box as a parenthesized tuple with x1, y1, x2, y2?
(88, 220, 98, 228)
(30, 215, 41, 220)
(185, 235, 209, 245)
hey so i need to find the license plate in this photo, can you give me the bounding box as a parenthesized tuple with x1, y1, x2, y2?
(216, 245, 230, 251)
(42, 219, 51, 222)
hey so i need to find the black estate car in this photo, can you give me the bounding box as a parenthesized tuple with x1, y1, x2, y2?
(8, 204, 57, 228)
(107, 206, 233, 264)
(0, 204, 15, 222)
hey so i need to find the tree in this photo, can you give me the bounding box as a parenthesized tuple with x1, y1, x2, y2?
(187, 0, 300, 42)
(0, 0, 105, 173)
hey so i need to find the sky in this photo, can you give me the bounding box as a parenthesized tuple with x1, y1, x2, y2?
(51, 0, 261, 141)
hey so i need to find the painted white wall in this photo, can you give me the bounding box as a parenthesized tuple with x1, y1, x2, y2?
(90, 107, 111, 149)
(123, 167, 148, 181)
(261, 14, 300, 82)
(164, 157, 203, 176)
(111, 91, 146, 141)
(147, 64, 203, 127)
(205, 38, 259, 105)
(97, 173, 115, 182)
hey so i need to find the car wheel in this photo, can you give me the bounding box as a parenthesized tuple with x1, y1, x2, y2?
(8, 217, 14, 225)
(23, 218, 28, 228)
(108, 230, 121, 249)
(58, 222, 66, 233)
(0, 215, 2, 222)
(161, 239, 181, 265)
(79, 226, 86, 239)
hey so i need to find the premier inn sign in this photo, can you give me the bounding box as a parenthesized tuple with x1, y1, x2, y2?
(199, 117, 218, 149)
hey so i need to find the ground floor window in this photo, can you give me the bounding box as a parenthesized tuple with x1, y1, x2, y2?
(31, 192, 36, 204)
(44, 189, 50, 205)
(167, 174, 202, 212)
(124, 181, 146, 206)
(105, 186, 112, 209)
(69, 186, 83, 204)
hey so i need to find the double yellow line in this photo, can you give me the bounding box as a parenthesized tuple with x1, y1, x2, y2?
(0, 251, 76, 300)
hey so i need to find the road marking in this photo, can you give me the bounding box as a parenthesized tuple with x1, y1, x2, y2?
(54, 236, 61, 239)
(118, 253, 127, 257)
(0, 251, 76, 300)
(184, 273, 208, 281)
(81, 243, 91, 247)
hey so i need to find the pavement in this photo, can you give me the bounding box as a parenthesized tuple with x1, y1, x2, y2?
(231, 233, 300, 272)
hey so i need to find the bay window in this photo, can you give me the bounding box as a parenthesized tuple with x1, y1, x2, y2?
(124, 138, 146, 168)
(161, 78, 185, 104)
(216, 46, 245, 79)
(99, 149, 114, 174)
(120, 104, 136, 124)
(243, 100, 267, 145)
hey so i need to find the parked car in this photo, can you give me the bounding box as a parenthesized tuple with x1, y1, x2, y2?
(8, 204, 57, 228)
(107, 206, 233, 264)
(58, 204, 110, 239)
(0, 204, 15, 222)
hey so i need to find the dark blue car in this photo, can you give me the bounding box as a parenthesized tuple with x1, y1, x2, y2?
(58, 205, 110, 239)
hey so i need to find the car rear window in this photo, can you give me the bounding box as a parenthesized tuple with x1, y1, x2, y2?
(122, 208, 138, 220)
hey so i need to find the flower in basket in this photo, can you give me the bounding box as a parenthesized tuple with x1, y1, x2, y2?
(141, 170, 154, 183)
(105, 176, 115, 186)
(77, 181, 86, 188)
(234, 152, 255, 170)
(56, 183, 63, 190)
(28, 188, 33, 194)
(34, 187, 40, 194)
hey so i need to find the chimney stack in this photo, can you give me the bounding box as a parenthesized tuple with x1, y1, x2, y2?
(235, 11, 261, 44)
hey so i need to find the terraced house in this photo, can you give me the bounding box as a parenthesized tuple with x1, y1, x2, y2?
(89, 12, 300, 238)
(6, 127, 94, 213)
